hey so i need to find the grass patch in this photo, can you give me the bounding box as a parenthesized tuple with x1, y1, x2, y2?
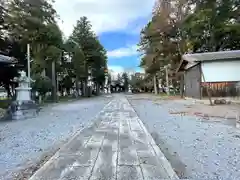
(158, 92, 169, 97)
(0, 100, 11, 109)
(38, 94, 101, 107)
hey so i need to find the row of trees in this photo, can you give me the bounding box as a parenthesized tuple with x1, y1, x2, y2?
(114, 72, 129, 91)
(138, 0, 240, 94)
(0, 0, 107, 100)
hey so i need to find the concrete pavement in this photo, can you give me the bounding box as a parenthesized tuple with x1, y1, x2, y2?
(29, 95, 178, 180)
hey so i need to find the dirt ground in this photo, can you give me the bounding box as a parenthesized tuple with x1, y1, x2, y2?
(182, 103, 239, 118)
(168, 99, 240, 127)
(132, 94, 240, 127)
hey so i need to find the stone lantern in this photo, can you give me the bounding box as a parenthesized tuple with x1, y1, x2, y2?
(4, 70, 39, 120)
(104, 69, 110, 94)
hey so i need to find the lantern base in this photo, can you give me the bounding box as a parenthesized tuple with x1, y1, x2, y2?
(3, 100, 40, 120)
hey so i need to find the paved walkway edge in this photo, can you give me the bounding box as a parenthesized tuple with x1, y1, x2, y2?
(29, 100, 113, 180)
(126, 98, 179, 179)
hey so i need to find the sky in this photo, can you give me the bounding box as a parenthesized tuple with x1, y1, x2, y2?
(53, 0, 155, 75)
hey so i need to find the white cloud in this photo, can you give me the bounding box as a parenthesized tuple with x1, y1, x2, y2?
(129, 25, 144, 35)
(53, 0, 155, 36)
(108, 65, 144, 80)
(107, 45, 139, 58)
(108, 65, 124, 73)
(108, 65, 124, 80)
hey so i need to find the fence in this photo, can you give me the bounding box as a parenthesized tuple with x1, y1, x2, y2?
(201, 81, 240, 99)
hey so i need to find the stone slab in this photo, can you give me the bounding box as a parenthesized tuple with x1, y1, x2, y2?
(117, 165, 143, 180)
(29, 95, 178, 180)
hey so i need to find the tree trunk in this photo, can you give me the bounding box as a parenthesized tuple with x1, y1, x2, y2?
(5, 84, 12, 98)
(180, 74, 184, 98)
(96, 82, 100, 95)
(153, 74, 158, 95)
(39, 95, 42, 104)
(84, 78, 87, 97)
(51, 61, 57, 102)
(80, 80, 83, 96)
(75, 76, 80, 96)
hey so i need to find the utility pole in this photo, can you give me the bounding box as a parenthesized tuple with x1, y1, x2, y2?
(27, 44, 31, 86)
(56, 73, 59, 101)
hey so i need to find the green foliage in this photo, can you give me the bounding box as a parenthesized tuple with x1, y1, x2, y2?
(72, 46, 85, 78)
(32, 75, 51, 96)
(6, 0, 57, 44)
(70, 16, 94, 61)
(138, 0, 240, 90)
(116, 73, 122, 84)
(0, 100, 9, 109)
(5, 0, 63, 75)
(129, 74, 146, 90)
(69, 16, 107, 88)
(61, 75, 73, 92)
(1, 1, 107, 99)
(182, 0, 240, 51)
(122, 72, 129, 90)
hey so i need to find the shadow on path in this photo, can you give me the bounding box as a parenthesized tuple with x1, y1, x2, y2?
(151, 132, 188, 178)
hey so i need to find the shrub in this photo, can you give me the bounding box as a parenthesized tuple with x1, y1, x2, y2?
(32, 75, 52, 96)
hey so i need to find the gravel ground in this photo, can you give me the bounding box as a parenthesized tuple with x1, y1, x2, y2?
(0, 96, 111, 180)
(128, 95, 240, 180)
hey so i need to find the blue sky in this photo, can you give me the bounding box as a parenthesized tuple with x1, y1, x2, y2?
(100, 31, 141, 72)
(53, 0, 155, 74)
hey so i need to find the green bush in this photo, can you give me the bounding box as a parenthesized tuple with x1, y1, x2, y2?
(0, 100, 10, 109)
(32, 75, 52, 96)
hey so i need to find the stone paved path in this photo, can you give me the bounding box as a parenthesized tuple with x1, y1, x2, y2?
(29, 95, 178, 180)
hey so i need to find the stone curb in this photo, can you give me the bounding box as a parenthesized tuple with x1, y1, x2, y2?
(29, 100, 113, 180)
(126, 98, 179, 179)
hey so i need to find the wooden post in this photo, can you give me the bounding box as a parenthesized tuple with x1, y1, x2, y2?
(200, 65, 213, 106)
(180, 73, 184, 98)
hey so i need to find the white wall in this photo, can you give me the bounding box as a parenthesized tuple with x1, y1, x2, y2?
(201, 60, 240, 82)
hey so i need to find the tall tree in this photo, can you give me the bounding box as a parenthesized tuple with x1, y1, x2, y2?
(5, 0, 64, 101)
(116, 73, 122, 84)
(138, 0, 240, 94)
(72, 46, 85, 95)
(90, 38, 107, 94)
(1, 1, 108, 101)
(69, 16, 93, 95)
(182, 0, 240, 52)
(69, 16, 107, 96)
(6, 0, 61, 73)
(122, 72, 129, 91)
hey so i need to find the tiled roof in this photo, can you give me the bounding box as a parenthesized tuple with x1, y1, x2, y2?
(176, 50, 240, 73)
(0, 54, 17, 63)
(182, 50, 240, 62)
